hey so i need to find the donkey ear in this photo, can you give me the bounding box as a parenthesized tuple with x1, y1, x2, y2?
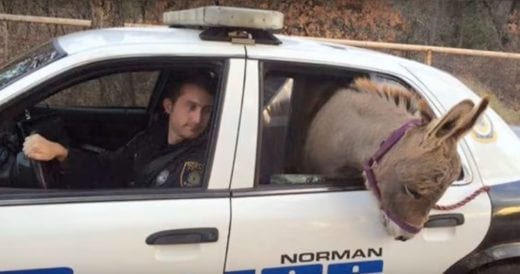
(425, 98, 488, 142)
(450, 97, 489, 140)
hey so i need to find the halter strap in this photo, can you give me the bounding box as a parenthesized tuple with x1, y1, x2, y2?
(363, 119, 423, 234)
(363, 119, 423, 199)
(384, 209, 423, 234)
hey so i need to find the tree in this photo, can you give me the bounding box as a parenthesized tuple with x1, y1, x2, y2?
(90, 0, 123, 28)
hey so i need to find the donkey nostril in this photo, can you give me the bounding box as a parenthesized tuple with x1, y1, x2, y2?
(395, 236, 408, 241)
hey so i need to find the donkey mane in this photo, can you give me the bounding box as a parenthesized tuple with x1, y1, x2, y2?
(351, 78, 433, 120)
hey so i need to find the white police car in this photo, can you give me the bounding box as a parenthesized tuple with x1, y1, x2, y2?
(0, 6, 519, 274)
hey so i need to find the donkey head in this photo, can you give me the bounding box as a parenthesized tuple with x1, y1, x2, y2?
(371, 98, 489, 240)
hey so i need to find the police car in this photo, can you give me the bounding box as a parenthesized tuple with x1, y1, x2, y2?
(0, 6, 519, 274)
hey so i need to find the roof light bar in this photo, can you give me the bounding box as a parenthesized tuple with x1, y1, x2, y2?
(163, 6, 284, 31)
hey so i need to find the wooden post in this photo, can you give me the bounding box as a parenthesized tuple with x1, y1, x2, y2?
(0, 13, 91, 27)
(425, 49, 433, 65)
(2, 21, 7, 62)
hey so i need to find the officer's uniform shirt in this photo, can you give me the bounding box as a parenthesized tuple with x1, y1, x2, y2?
(60, 117, 207, 189)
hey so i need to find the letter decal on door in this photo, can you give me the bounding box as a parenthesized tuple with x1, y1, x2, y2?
(226, 260, 383, 274)
(328, 260, 383, 274)
(0, 268, 73, 274)
(262, 264, 322, 274)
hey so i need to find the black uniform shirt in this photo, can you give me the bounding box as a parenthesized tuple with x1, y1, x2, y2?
(60, 118, 208, 189)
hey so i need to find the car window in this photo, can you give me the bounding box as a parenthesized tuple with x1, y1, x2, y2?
(257, 62, 470, 188)
(0, 60, 226, 195)
(258, 63, 365, 187)
(43, 71, 158, 108)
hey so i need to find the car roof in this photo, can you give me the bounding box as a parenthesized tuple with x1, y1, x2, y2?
(56, 27, 202, 54)
(56, 27, 410, 66)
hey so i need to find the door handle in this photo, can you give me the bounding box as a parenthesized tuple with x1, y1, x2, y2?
(425, 213, 465, 228)
(146, 227, 218, 245)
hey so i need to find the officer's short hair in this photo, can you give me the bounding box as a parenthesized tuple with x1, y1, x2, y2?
(165, 72, 217, 103)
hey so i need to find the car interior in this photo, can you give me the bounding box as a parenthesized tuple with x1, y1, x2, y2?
(259, 64, 368, 188)
(258, 63, 446, 189)
(0, 59, 223, 191)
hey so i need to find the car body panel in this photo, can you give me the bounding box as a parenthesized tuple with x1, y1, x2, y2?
(446, 179, 520, 273)
(208, 58, 246, 190)
(226, 189, 491, 273)
(225, 48, 493, 273)
(229, 60, 260, 189)
(56, 27, 242, 56)
(0, 197, 230, 273)
(248, 36, 413, 80)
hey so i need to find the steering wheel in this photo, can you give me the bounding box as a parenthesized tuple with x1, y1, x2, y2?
(12, 109, 71, 189)
(30, 158, 49, 189)
(9, 151, 51, 189)
(18, 128, 52, 189)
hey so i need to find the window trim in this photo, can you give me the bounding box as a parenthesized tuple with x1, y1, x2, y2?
(0, 188, 231, 207)
(233, 184, 365, 198)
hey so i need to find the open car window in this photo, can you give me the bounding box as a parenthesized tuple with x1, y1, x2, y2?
(258, 63, 366, 188)
(256, 62, 471, 189)
(0, 59, 226, 194)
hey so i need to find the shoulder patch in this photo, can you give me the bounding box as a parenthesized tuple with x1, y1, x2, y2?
(180, 161, 204, 187)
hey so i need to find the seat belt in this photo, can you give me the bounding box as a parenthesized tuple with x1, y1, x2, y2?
(134, 145, 191, 187)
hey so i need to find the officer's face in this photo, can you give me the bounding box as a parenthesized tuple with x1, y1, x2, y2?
(163, 83, 213, 144)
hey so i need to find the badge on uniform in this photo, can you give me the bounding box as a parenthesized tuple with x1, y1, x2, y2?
(155, 169, 170, 187)
(180, 161, 204, 187)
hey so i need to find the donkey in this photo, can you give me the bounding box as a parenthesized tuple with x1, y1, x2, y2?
(302, 78, 488, 241)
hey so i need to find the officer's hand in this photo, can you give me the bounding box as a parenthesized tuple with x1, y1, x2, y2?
(23, 133, 68, 162)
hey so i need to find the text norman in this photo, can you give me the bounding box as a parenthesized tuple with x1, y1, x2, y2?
(281, 248, 383, 264)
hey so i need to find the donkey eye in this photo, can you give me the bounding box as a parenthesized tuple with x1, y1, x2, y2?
(404, 185, 422, 199)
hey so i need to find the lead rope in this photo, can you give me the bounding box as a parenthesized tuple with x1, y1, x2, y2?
(433, 185, 490, 211)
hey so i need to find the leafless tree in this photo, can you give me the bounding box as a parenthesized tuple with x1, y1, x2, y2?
(90, 0, 123, 28)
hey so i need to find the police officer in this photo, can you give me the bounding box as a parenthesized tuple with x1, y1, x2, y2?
(22, 74, 215, 188)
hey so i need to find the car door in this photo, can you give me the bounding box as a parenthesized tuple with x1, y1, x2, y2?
(0, 47, 246, 273)
(224, 59, 491, 274)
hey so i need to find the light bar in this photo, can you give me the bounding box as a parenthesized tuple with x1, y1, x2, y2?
(163, 6, 284, 31)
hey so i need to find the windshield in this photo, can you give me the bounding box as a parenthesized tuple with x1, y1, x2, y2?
(0, 40, 65, 90)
